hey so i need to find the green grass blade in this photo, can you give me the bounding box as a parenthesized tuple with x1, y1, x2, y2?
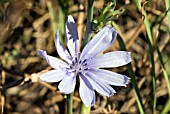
(134, 0, 156, 112)
(147, 40, 156, 113)
(157, 47, 170, 114)
(112, 21, 145, 114)
(156, 0, 170, 113)
(47, 1, 58, 33)
(117, 35, 145, 114)
(165, 0, 170, 31)
(161, 96, 170, 114)
(156, 47, 170, 96)
(143, 12, 153, 45)
(47, 1, 66, 44)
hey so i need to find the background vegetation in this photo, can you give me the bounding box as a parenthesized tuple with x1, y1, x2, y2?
(0, 0, 170, 113)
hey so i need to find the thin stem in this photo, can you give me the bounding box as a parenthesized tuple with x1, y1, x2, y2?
(67, 92, 73, 114)
(80, 103, 91, 114)
(82, 0, 94, 48)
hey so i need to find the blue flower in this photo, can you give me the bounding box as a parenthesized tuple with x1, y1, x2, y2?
(38, 15, 131, 107)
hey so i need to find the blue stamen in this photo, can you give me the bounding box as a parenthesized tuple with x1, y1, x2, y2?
(72, 61, 74, 65)
(79, 60, 82, 64)
(82, 59, 87, 63)
(84, 68, 89, 70)
(83, 63, 87, 66)
(78, 72, 81, 75)
(75, 57, 78, 63)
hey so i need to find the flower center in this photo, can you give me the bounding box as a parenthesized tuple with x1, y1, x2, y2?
(68, 57, 88, 75)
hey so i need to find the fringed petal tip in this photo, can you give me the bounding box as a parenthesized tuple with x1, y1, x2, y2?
(125, 52, 132, 66)
(123, 51, 132, 65)
(102, 26, 118, 37)
(38, 49, 44, 55)
(110, 27, 118, 34)
(54, 30, 60, 42)
(104, 26, 118, 35)
(128, 52, 132, 62)
(38, 49, 47, 56)
(67, 15, 75, 23)
(38, 49, 47, 59)
(38, 49, 69, 69)
(108, 89, 116, 97)
(124, 76, 131, 87)
(113, 27, 118, 32)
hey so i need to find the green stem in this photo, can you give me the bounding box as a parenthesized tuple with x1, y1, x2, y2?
(67, 92, 73, 114)
(80, 103, 91, 114)
(82, 0, 94, 48)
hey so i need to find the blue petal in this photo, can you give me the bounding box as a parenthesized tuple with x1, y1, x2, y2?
(65, 15, 79, 57)
(40, 69, 66, 82)
(80, 26, 117, 60)
(86, 69, 130, 87)
(89, 51, 131, 68)
(38, 50, 68, 69)
(84, 72, 116, 97)
(79, 74, 95, 107)
(58, 76, 76, 94)
(54, 31, 72, 63)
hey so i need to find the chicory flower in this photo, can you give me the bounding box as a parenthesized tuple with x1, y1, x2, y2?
(38, 15, 131, 107)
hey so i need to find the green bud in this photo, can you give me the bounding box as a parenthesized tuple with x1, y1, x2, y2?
(92, 1, 124, 31)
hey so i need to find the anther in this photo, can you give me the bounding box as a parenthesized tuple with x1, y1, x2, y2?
(79, 60, 82, 64)
(78, 72, 81, 75)
(82, 59, 87, 63)
(72, 61, 75, 65)
(83, 63, 87, 66)
(84, 68, 89, 70)
(75, 57, 78, 63)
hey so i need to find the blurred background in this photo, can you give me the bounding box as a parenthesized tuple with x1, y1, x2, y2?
(0, 0, 170, 113)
